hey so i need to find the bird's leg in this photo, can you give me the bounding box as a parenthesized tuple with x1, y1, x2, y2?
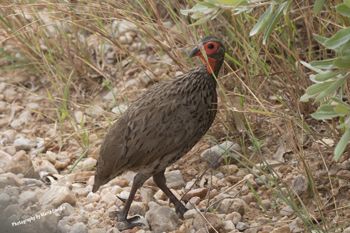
(112, 173, 148, 229)
(153, 170, 188, 216)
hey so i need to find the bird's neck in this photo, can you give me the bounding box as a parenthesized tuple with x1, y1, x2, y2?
(200, 56, 224, 77)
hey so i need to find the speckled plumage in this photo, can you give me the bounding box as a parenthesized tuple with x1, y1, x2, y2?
(93, 36, 225, 228)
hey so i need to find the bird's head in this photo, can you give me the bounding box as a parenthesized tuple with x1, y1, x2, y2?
(189, 36, 225, 75)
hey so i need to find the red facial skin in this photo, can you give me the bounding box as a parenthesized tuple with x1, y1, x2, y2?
(192, 42, 220, 74)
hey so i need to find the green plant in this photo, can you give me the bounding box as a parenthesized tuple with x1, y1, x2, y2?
(300, 1, 350, 162)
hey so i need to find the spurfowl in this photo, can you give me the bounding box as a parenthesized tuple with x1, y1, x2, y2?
(93, 36, 225, 227)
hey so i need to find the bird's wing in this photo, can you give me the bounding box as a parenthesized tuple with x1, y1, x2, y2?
(95, 74, 210, 182)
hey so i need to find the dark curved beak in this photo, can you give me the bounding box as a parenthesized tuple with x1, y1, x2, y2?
(189, 45, 201, 58)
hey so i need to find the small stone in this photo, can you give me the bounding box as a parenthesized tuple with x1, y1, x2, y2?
(186, 196, 201, 209)
(106, 227, 121, 233)
(244, 228, 258, 233)
(57, 219, 72, 233)
(4, 186, 20, 196)
(254, 175, 268, 186)
(25, 102, 40, 111)
(111, 105, 128, 115)
(1, 130, 16, 144)
(186, 168, 198, 176)
(273, 225, 291, 233)
(256, 217, 269, 225)
(36, 159, 59, 174)
(0, 150, 12, 166)
(222, 220, 235, 232)
(337, 170, 350, 180)
(291, 174, 310, 196)
(38, 211, 58, 232)
(193, 213, 222, 233)
(55, 160, 69, 170)
(315, 170, 327, 178)
(11, 111, 32, 129)
(139, 71, 154, 86)
(81, 157, 97, 169)
(226, 212, 241, 225)
(262, 226, 274, 232)
(100, 191, 117, 206)
(184, 188, 208, 201)
(183, 209, 197, 219)
(220, 164, 238, 175)
(0, 173, 25, 186)
(4, 89, 17, 103)
(344, 227, 350, 233)
(13, 137, 37, 151)
(0, 101, 6, 112)
(0, 193, 11, 207)
(261, 199, 271, 210)
(87, 192, 101, 202)
(280, 206, 294, 216)
(130, 202, 148, 216)
(236, 222, 249, 231)
(39, 185, 77, 208)
(145, 206, 178, 233)
(56, 203, 76, 218)
(164, 170, 186, 189)
(2, 146, 16, 155)
(18, 191, 38, 206)
(200, 141, 241, 168)
(225, 175, 241, 184)
(70, 222, 88, 233)
(217, 198, 247, 215)
(341, 160, 350, 170)
(0, 82, 6, 93)
(5, 150, 39, 178)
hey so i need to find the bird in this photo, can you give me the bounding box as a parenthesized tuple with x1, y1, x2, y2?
(92, 36, 225, 228)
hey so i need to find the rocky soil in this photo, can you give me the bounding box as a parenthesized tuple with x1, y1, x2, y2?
(1, 9, 350, 233)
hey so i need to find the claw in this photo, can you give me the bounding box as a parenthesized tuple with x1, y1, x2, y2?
(111, 210, 144, 230)
(116, 196, 127, 203)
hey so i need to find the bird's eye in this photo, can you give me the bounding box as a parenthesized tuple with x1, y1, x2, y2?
(208, 44, 214, 49)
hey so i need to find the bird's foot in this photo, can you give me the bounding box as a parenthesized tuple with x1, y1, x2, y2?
(111, 211, 144, 230)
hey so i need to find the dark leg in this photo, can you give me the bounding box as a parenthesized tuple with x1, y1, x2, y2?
(112, 173, 149, 228)
(153, 170, 188, 216)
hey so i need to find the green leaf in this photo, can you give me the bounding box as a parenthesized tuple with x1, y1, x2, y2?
(313, 34, 328, 44)
(250, 3, 275, 36)
(318, 105, 336, 112)
(310, 59, 336, 69)
(311, 112, 344, 119)
(263, 1, 287, 45)
(334, 104, 350, 114)
(248, 108, 273, 114)
(314, 74, 349, 103)
(314, 70, 344, 82)
(215, 0, 241, 5)
(323, 27, 350, 50)
(314, 0, 325, 14)
(300, 93, 318, 102)
(346, 0, 350, 8)
(190, 15, 211, 26)
(180, 4, 212, 15)
(300, 60, 324, 74)
(283, 0, 293, 15)
(306, 81, 334, 96)
(334, 56, 350, 69)
(334, 127, 350, 162)
(197, 1, 216, 8)
(335, 4, 350, 17)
